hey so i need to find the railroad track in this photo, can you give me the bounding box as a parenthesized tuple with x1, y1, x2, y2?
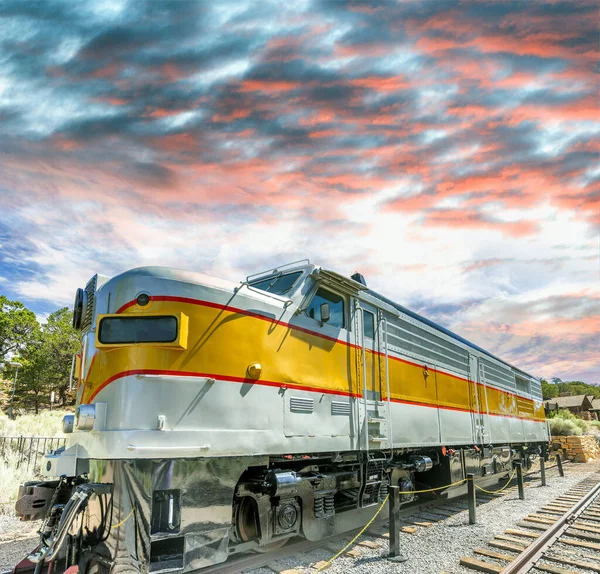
(460, 471, 600, 574)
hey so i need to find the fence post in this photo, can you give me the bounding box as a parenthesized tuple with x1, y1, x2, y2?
(540, 456, 546, 486)
(556, 454, 564, 477)
(515, 462, 524, 500)
(467, 473, 476, 524)
(387, 485, 408, 563)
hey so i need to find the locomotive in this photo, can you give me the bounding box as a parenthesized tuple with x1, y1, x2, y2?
(14, 260, 548, 573)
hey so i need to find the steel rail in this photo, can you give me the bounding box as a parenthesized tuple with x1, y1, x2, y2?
(501, 476, 600, 574)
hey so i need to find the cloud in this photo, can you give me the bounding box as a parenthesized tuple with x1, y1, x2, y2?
(0, 0, 598, 382)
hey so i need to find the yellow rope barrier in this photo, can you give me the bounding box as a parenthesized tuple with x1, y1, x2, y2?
(315, 493, 389, 572)
(112, 506, 135, 529)
(314, 477, 468, 571)
(474, 468, 517, 495)
(396, 477, 467, 495)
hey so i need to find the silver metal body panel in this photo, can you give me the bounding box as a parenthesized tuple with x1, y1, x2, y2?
(64, 376, 546, 461)
(65, 262, 546, 464)
(85, 456, 265, 572)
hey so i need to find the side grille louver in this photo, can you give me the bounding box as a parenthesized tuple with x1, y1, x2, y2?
(290, 397, 314, 414)
(331, 401, 351, 416)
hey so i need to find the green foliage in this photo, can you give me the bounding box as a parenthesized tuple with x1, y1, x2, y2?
(1, 300, 80, 415)
(1, 450, 34, 511)
(541, 378, 599, 400)
(38, 308, 80, 405)
(0, 295, 39, 363)
(555, 380, 600, 399)
(548, 409, 600, 436)
(0, 409, 69, 437)
(554, 409, 578, 421)
(549, 417, 583, 436)
(541, 378, 559, 400)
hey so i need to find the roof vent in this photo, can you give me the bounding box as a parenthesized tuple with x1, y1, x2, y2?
(351, 272, 367, 286)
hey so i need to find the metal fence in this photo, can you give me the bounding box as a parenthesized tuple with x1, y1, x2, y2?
(0, 435, 66, 475)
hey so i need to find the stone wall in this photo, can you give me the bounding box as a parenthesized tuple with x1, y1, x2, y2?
(551, 434, 600, 462)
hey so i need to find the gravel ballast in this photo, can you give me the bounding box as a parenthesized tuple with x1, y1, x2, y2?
(0, 514, 39, 572)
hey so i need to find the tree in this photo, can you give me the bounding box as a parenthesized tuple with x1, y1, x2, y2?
(0, 296, 39, 363)
(541, 378, 559, 400)
(40, 307, 80, 406)
(6, 307, 80, 413)
(10, 339, 50, 414)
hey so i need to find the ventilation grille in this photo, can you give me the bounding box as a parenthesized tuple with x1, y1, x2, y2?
(387, 318, 469, 374)
(481, 358, 516, 390)
(290, 397, 314, 414)
(529, 380, 543, 401)
(82, 275, 97, 331)
(331, 401, 351, 416)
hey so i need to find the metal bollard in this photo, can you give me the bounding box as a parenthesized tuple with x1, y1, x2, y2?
(540, 456, 546, 486)
(515, 462, 524, 500)
(556, 454, 564, 477)
(467, 473, 476, 524)
(387, 485, 408, 563)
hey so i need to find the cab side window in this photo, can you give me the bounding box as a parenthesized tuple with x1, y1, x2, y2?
(363, 310, 375, 339)
(305, 288, 346, 329)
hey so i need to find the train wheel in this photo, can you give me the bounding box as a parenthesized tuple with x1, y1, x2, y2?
(235, 497, 289, 552)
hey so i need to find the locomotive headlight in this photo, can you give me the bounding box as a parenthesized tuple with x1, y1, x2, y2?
(76, 404, 96, 431)
(72, 288, 88, 330)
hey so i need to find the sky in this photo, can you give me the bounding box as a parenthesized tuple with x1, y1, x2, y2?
(0, 0, 598, 383)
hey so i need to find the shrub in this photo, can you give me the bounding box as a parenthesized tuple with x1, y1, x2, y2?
(0, 450, 33, 514)
(549, 409, 592, 435)
(0, 409, 69, 437)
(588, 420, 600, 435)
(549, 417, 583, 436)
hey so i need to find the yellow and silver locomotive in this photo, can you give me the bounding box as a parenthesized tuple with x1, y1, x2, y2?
(15, 260, 548, 573)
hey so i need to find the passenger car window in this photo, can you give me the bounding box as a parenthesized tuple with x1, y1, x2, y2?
(305, 288, 345, 328)
(363, 310, 375, 339)
(249, 271, 302, 295)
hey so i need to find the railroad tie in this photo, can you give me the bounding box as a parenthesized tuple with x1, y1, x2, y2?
(543, 553, 600, 573)
(533, 563, 581, 574)
(517, 521, 549, 531)
(523, 516, 556, 525)
(488, 539, 527, 552)
(504, 528, 540, 539)
(554, 547, 600, 562)
(459, 556, 504, 573)
(541, 507, 570, 513)
(474, 548, 515, 562)
(527, 513, 556, 524)
(493, 534, 529, 547)
(570, 523, 600, 534)
(560, 537, 600, 551)
(538, 509, 566, 516)
(564, 528, 600, 543)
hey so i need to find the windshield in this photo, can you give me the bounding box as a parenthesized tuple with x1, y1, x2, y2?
(249, 271, 303, 295)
